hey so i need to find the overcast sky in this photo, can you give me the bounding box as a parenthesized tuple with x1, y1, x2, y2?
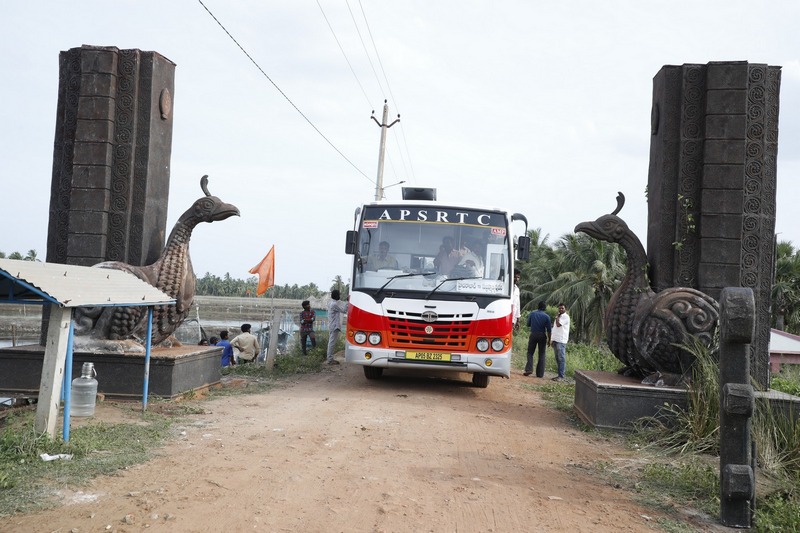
(1, 1, 798, 291)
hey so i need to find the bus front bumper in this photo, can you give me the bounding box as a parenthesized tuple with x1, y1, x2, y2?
(345, 345, 511, 378)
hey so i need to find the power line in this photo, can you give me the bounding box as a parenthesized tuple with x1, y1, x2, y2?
(346, 0, 386, 99)
(197, 0, 374, 184)
(316, 0, 372, 109)
(356, 0, 416, 184)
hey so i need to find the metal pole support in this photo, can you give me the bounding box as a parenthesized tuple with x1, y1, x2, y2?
(718, 287, 755, 528)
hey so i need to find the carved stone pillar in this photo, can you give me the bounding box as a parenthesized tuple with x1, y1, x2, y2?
(647, 61, 780, 389)
(42, 45, 175, 344)
(47, 45, 175, 267)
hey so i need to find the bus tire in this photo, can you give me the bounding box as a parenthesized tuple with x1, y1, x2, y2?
(472, 373, 490, 388)
(363, 366, 384, 380)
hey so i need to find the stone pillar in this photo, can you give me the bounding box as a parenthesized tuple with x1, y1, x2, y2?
(646, 62, 780, 390)
(47, 45, 175, 268)
(718, 287, 755, 528)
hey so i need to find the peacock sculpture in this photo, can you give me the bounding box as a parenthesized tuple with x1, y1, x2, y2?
(74, 176, 239, 348)
(574, 192, 719, 385)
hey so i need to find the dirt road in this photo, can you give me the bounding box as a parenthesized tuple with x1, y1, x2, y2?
(2, 361, 706, 532)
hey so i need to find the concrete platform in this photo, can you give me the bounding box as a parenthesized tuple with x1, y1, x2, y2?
(0, 344, 222, 400)
(573, 369, 689, 432)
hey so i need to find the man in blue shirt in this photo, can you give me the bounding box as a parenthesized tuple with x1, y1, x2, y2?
(218, 330, 235, 367)
(525, 301, 552, 378)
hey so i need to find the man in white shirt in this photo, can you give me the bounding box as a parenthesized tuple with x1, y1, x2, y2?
(231, 323, 260, 364)
(326, 289, 348, 364)
(550, 303, 570, 381)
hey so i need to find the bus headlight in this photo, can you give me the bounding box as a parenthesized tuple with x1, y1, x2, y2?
(476, 339, 489, 352)
(368, 332, 382, 345)
(354, 331, 367, 344)
(491, 338, 505, 352)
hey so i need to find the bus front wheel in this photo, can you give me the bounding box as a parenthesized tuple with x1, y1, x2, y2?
(364, 366, 384, 380)
(472, 373, 490, 388)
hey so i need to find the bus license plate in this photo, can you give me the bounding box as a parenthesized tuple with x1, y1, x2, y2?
(406, 351, 451, 362)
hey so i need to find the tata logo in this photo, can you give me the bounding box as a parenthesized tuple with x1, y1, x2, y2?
(421, 311, 438, 323)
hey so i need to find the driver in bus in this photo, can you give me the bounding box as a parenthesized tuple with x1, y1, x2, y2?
(451, 238, 485, 277)
(364, 241, 399, 271)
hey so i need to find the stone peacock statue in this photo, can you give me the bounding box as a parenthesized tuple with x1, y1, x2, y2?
(574, 192, 719, 385)
(74, 176, 239, 348)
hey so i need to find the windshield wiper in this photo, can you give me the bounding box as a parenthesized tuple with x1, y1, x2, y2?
(424, 276, 481, 300)
(375, 271, 437, 297)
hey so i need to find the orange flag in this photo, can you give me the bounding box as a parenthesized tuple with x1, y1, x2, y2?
(249, 245, 275, 296)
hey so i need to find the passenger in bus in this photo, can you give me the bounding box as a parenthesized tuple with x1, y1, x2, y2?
(434, 236, 460, 275)
(364, 241, 399, 271)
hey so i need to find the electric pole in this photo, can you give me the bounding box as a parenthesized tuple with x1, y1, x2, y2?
(371, 100, 400, 201)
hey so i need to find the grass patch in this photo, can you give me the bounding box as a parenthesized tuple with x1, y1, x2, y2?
(637, 458, 720, 516)
(221, 330, 336, 384)
(755, 491, 800, 532)
(0, 409, 172, 516)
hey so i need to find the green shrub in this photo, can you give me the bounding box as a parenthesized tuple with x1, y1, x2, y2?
(771, 366, 800, 396)
(756, 491, 800, 532)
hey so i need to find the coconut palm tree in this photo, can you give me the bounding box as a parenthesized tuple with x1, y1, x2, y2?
(517, 228, 554, 312)
(330, 275, 349, 299)
(772, 241, 800, 333)
(525, 232, 626, 344)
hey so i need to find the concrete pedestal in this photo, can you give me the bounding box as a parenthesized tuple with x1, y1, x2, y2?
(573, 370, 689, 432)
(0, 344, 221, 400)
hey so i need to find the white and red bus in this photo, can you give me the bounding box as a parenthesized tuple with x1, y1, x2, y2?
(344, 188, 530, 387)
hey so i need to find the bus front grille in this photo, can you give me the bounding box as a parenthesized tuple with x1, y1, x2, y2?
(386, 316, 471, 350)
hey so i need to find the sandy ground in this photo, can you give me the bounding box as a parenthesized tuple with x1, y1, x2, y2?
(0, 358, 728, 533)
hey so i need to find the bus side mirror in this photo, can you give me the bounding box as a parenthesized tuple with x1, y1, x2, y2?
(516, 236, 531, 261)
(345, 230, 357, 255)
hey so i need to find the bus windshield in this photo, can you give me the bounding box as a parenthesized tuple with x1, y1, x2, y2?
(352, 205, 511, 297)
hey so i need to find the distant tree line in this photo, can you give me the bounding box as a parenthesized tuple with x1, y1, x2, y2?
(0, 250, 39, 261)
(195, 272, 349, 300)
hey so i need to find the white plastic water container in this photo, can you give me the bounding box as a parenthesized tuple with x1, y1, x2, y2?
(70, 362, 98, 417)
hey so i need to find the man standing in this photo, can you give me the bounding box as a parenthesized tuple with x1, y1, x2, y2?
(524, 301, 552, 378)
(231, 323, 260, 364)
(299, 300, 317, 355)
(551, 303, 571, 382)
(326, 289, 348, 365)
(512, 271, 521, 332)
